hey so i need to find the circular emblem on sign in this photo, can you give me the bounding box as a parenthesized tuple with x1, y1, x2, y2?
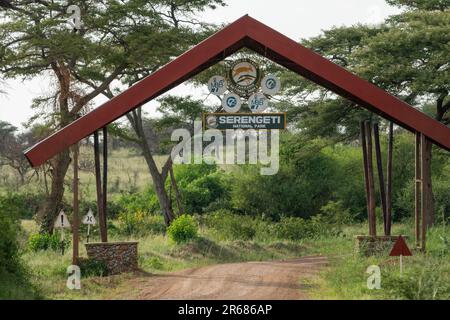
(206, 115, 218, 129)
(208, 76, 227, 96)
(261, 74, 281, 95)
(248, 93, 269, 113)
(228, 59, 261, 98)
(222, 93, 242, 113)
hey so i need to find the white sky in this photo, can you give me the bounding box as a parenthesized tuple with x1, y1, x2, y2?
(0, 0, 401, 130)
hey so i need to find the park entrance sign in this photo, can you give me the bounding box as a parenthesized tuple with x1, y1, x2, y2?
(24, 15, 450, 254)
(24, 15, 450, 166)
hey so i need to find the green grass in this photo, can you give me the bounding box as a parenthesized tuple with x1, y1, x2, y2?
(302, 223, 450, 300)
(0, 147, 168, 201)
(19, 219, 307, 299)
(15, 217, 450, 300)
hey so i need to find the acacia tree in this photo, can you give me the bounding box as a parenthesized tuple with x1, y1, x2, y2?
(0, 121, 31, 185)
(71, 2, 225, 226)
(278, 0, 449, 226)
(0, 0, 225, 229)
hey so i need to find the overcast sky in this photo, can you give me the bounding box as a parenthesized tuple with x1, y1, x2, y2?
(0, 0, 401, 130)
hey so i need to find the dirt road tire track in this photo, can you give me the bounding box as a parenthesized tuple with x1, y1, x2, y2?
(112, 256, 328, 300)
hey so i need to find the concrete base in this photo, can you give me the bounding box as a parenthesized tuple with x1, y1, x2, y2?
(85, 242, 138, 275)
(355, 235, 408, 256)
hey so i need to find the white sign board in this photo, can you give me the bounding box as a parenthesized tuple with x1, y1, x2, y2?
(261, 74, 281, 96)
(248, 93, 269, 113)
(208, 76, 227, 96)
(54, 210, 71, 229)
(82, 209, 97, 225)
(222, 93, 242, 113)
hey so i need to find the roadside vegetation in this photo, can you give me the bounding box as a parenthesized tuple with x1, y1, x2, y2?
(1, 136, 448, 300)
(0, 0, 449, 301)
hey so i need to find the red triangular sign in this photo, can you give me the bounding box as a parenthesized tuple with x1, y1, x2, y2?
(389, 236, 413, 257)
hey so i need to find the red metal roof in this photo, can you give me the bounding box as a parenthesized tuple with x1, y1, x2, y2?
(25, 15, 450, 167)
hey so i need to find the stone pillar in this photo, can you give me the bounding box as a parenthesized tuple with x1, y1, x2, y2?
(85, 242, 138, 275)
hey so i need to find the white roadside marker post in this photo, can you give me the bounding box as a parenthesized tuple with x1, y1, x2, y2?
(82, 209, 97, 243)
(54, 211, 71, 256)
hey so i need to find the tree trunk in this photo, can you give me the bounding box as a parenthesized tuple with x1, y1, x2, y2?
(38, 149, 71, 233)
(129, 110, 175, 226)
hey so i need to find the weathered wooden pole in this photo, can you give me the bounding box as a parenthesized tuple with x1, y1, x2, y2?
(361, 122, 371, 234)
(72, 142, 79, 265)
(361, 121, 376, 236)
(373, 123, 387, 235)
(102, 127, 108, 242)
(415, 132, 421, 248)
(94, 131, 107, 243)
(385, 122, 394, 236)
(420, 133, 428, 251)
(365, 121, 377, 236)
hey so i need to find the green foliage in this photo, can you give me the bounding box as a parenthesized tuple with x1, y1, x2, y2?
(383, 258, 450, 300)
(203, 210, 257, 241)
(0, 192, 44, 219)
(117, 211, 166, 236)
(173, 163, 231, 214)
(78, 259, 108, 278)
(28, 233, 69, 252)
(0, 209, 37, 299)
(0, 209, 20, 273)
(117, 187, 159, 216)
(167, 215, 198, 244)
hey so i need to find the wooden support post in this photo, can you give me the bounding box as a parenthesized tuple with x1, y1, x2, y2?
(365, 121, 377, 237)
(94, 131, 107, 243)
(420, 133, 427, 251)
(361, 122, 376, 236)
(373, 123, 387, 235)
(385, 122, 393, 236)
(360, 122, 372, 235)
(102, 126, 108, 242)
(72, 143, 79, 265)
(415, 132, 421, 248)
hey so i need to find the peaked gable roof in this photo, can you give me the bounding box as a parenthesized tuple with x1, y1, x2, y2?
(25, 15, 450, 167)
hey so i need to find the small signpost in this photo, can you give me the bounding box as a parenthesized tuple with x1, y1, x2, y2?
(389, 236, 413, 276)
(82, 209, 96, 243)
(54, 210, 71, 255)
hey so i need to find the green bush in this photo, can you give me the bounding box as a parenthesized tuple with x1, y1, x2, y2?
(383, 258, 450, 300)
(78, 259, 108, 277)
(117, 187, 159, 216)
(203, 210, 257, 241)
(0, 192, 45, 219)
(0, 208, 37, 299)
(28, 233, 69, 252)
(167, 215, 198, 244)
(172, 163, 231, 214)
(272, 217, 309, 241)
(117, 211, 166, 236)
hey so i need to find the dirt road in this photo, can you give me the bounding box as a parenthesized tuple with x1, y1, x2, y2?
(113, 256, 328, 300)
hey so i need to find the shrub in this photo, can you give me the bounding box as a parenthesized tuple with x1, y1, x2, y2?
(383, 258, 450, 300)
(203, 210, 257, 241)
(0, 209, 37, 299)
(28, 233, 69, 252)
(272, 217, 309, 241)
(167, 215, 198, 244)
(117, 211, 166, 236)
(117, 187, 159, 216)
(78, 259, 108, 277)
(0, 192, 45, 219)
(172, 163, 231, 214)
(0, 210, 20, 273)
